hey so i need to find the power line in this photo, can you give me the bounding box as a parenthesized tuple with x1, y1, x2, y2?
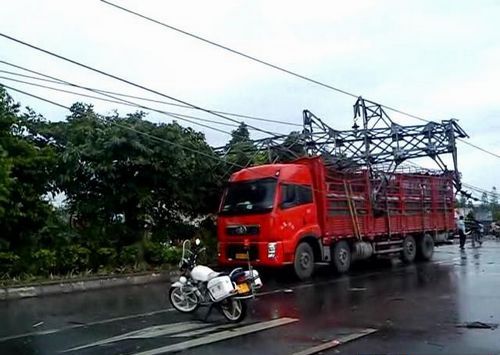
(5, 84, 491, 204)
(2, 83, 230, 163)
(4, 83, 314, 194)
(0, 64, 302, 128)
(0, 84, 427, 200)
(101, 0, 358, 99)
(459, 140, 500, 159)
(462, 183, 496, 195)
(3, 84, 69, 110)
(2, 80, 234, 137)
(1, 76, 237, 136)
(100, 0, 430, 124)
(0, 59, 285, 139)
(101, 0, 500, 160)
(0, 32, 279, 138)
(3, 73, 495, 196)
(405, 161, 493, 198)
(0, 75, 241, 129)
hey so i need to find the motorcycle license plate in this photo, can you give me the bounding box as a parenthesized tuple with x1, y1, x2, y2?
(236, 282, 250, 294)
(235, 253, 248, 260)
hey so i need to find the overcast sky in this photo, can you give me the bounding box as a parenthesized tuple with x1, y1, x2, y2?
(1, 0, 499, 195)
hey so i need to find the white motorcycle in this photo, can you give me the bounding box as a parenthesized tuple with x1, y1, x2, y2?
(169, 239, 262, 323)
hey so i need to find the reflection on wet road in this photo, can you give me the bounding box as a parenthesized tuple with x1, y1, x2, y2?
(1, 239, 500, 354)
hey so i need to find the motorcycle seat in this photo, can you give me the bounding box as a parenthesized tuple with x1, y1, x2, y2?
(207, 271, 221, 280)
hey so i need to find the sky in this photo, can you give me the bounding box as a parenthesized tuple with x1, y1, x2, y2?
(0, 0, 499, 196)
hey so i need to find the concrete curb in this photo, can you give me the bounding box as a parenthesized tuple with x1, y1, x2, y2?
(0, 270, 180, 301)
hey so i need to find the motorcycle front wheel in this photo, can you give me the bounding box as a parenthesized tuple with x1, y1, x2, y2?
(220, 298, 247, 323)
(169, 286, 199, 313)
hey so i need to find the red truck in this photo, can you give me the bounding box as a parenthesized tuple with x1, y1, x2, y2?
(217, 157, 455, 279)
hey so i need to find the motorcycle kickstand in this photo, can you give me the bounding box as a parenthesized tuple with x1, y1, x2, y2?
(203, 303, 216, 322)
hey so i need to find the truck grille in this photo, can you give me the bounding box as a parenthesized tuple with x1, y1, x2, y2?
(226, 225, 260, 236)
(227, 245, 259, 261)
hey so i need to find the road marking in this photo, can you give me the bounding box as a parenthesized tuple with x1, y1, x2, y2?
(290, 328, 378, 355)
(0, 252, 453, 343)
(170, 323, 239, 337)
(62, 321, 210, 352)
(131, 317, 299, 355)
(0, 308, 174, 343)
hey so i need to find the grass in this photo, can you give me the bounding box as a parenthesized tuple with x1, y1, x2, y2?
(0, 263, 177, 288)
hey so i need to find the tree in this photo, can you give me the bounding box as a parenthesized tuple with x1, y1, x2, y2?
(37, 105, 224, 252)
(456, 194, 467, 208)
(226, 122, 251, 148)
(224, 122, 257, 170)
(490, 186, 498, 209)
(272, 131, 306, 163)
(481, 192, 489, 209)
(490, 186, 500, 220)
(0, 88, 228, 275)
(0, 87, 58, 259)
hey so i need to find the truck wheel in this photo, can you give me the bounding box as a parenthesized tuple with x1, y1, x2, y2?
(332, 241, 351, 274)
(417, 233, 434, 261)
(401, 236, 417, 264)
(294, 242, 314, 280)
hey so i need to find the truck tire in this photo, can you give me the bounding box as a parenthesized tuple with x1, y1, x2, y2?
(293, 242, 315, 280)
(401, 236, 417, 264)
(332, 241, 351, 274)
(417, 233, 434, 261)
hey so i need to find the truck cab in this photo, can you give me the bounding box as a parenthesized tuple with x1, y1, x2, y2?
(217, 162, 324, 279)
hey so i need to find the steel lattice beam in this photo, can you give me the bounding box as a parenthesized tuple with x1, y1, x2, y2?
(216, 97, 468, 191)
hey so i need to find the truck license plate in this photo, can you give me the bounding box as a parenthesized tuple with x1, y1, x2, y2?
(235, 253, 248, 260)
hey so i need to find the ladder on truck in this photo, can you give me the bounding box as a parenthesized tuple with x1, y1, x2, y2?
(344, 181, 361, 241)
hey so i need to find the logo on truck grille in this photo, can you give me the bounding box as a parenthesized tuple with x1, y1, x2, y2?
(235, 225, 247, 234)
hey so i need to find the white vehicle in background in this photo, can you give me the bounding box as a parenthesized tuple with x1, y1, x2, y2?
(169, 239, 262, 323)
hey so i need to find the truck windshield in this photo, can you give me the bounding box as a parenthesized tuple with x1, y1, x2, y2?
(220, 178, 277, 215)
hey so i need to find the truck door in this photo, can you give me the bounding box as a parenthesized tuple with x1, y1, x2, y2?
(276, 183, 317, 261)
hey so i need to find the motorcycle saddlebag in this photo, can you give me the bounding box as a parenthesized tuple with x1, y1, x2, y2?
(244, 269, 263, 288)
(207, 275, 234, 302)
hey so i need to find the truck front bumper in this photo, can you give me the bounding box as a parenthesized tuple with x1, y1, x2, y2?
(218, 241, 288, 267)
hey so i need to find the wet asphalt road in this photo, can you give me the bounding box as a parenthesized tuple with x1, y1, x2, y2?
(1, 238, 500, 354)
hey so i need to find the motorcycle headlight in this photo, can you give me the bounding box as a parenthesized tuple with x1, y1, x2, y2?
(268, 242, 277, 259)
(179, 276, 187, 284)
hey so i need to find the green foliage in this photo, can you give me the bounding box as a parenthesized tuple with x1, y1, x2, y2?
(0, 252, 20, 275)
(162, 245, 183, 264)
(31, 249, 57, 276)
(119, 245, 142, 266)
(195, 216, 218, 264)
(144, 241, 182, 265)
(490, 186, 499, 221)
(0, 87, 57, 254)
(94, 248, 117, 268)
(456, 194, 467, 208)
(224, 122, 258, 169)
(0, 147, 11, 218)
(57, 245, 91, 273)
(0, 87, 228, 279)
(273, 131, 305, 162)
(481, 192, 489, 208)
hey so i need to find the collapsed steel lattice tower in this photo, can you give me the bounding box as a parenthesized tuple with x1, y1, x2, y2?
(220, 97, 469, 191)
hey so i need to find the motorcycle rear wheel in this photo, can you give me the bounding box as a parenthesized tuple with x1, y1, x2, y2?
(220, 298, 247, 323)
(169, 286, 199, 313)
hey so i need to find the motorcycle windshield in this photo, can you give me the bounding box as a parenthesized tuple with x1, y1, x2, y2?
(220, 178, 277, 216)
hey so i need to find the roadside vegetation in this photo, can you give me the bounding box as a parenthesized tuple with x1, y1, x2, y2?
(0, 87, 244, 283)
(2, 85, 497, 285)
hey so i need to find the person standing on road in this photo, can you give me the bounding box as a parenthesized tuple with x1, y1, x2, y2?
(457, 216, 466, 249)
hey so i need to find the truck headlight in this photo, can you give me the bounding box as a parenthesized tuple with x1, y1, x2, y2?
(268, 242, 277, 258)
